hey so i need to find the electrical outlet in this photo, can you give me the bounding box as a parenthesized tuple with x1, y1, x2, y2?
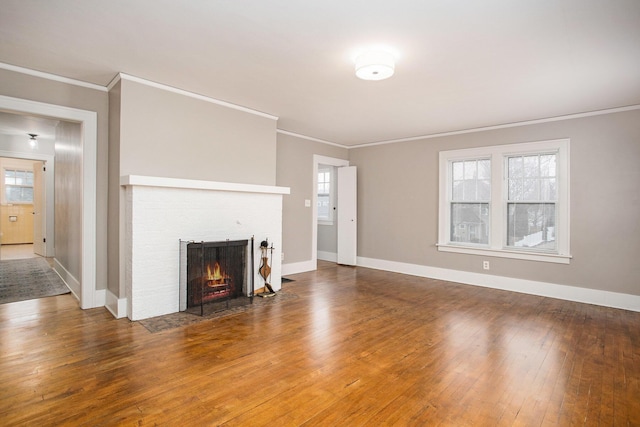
(483, 261, 490, 270)
(281, 252, 285, 261)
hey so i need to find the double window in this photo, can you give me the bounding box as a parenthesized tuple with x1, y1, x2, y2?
(438, 139, 570, 263)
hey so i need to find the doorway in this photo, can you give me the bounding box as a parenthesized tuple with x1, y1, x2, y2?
(312, 155, 357, 268)
(0, 157, 47, 260)
(0, 95, 98, 309)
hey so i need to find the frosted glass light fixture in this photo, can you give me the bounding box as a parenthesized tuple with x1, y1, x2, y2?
(28, 133, 38, 149)
(355, 50, 395, 81)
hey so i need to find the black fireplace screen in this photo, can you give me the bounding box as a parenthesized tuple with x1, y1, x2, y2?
(186, 240, 248, 307)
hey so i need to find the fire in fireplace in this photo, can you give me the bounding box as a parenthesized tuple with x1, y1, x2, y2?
(182, 239, 251, 312)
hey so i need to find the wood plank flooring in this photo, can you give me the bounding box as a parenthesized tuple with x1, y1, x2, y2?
(1, 261, 639, 426)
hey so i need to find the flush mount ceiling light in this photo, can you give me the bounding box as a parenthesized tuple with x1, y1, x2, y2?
(28, 133, 38, 149)
(355, 50, 395, 81)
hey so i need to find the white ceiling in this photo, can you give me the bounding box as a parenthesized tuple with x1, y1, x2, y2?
(0, 112, 59, 141)
(1, 0, 639, 146)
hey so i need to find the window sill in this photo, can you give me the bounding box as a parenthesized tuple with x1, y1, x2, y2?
(318, 220, 334, 226)
(436, 244, 572, 264)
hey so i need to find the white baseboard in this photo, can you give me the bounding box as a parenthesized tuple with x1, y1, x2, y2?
(53, 258, 80, 302)
(357, 256, 640, 313)
(95, 289, 106, 307)
(317, 251, 337, 262)
(105, 290, 128, 319)
(282, 259, 316, 276)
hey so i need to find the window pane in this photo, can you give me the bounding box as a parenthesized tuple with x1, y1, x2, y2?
(508, 154, 557, 202)
(5, 170, 15, 185)
(317, 195, 330, 219)
(15, 171, 25, 185)
(451, 159, 490, 202)
(523, 155, 539, 177)
(7, 186, 20, 202)
(452, 181, 463, 200)
(21, 187, 33, 202)
(541, 178, 557, 200)
(450, 203, 490, 245)
(453, 162, 463, 180)
(507, 203, 556, 250)
(464, 160, 476, 179)
(509, 179, 522, 200)
(478, 179, 491, 200)
(463, 180, 477, 201)
(477, 159, 490, 179)
(523, 178, 539, 200)
(6, 185, 34, 203)
(508, 157, 523, 178)
(540, 155, 556, 177)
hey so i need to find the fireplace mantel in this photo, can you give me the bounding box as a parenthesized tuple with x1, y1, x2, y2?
(121, 175, 289, 320)
(120, 175, 290, 196)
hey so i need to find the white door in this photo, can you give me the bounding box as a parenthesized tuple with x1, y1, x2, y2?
(33, 161, 45, 256)
(337, 166, 357, 265)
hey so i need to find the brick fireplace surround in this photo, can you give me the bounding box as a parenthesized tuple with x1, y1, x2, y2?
(121, 175, 290, 321)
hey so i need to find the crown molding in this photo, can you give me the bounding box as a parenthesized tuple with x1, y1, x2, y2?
(350, 104, 640, 148)
(116, 73, 278, 121)
(5, 62, 637, 148)
(0, 62, 108, 92)
(276, 129, 348, 149)
(106, 73, 121, 92)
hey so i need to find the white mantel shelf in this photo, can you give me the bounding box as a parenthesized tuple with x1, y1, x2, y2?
(121, 175, 290, 195)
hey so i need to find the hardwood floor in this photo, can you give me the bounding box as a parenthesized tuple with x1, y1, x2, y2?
(1, 262, 639, 426)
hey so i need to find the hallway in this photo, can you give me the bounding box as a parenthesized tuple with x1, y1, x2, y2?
(0, 244, 39, 261)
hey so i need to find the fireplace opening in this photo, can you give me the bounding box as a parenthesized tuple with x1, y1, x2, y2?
(181, 239, 252, 314)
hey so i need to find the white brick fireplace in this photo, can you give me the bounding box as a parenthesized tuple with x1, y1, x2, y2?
(121, 175, 290, 321)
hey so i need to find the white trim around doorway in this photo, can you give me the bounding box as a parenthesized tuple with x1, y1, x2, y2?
(0, 95, 98, 309)
(312, 155, 349, 271)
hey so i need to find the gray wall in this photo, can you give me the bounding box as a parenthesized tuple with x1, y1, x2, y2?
(349, 109, 640, 296)
(317, 222, 337, 255)
(118, 79, 277, 184)
(109, 78, 278, 298)
(0, 68, 109, 291)
(276, 133, 348, 264)
(108, 81, 122, 295)
(54, 121, 83, 281)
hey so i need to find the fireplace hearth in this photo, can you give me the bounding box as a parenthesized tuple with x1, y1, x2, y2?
(180, 239, 253, 315)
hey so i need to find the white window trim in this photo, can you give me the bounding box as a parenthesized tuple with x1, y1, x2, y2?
(438, 139, 571, 264)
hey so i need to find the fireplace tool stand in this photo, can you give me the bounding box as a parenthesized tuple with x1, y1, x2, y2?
(258, 239, 276, 298)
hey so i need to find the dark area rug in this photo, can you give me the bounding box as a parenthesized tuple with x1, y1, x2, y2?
(138, 289, 299, 333)
(0, 258, 70, 304)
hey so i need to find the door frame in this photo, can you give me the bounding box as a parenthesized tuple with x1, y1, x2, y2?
(312, 154, 349, 270)
(0, 154, 54, 256)
(0, 95, 98, 309)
